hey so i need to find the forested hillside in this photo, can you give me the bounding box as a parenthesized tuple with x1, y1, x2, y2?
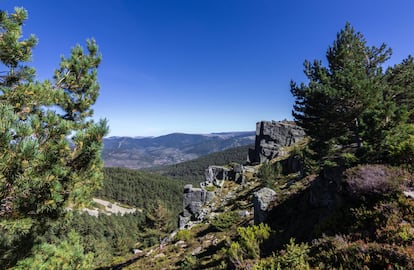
(102, 132, 254, 169)
(96, 167, 188, 216)
(17, 167, 188, 269)
(58, 167, 189, 268)
(150, 144, 253, 182)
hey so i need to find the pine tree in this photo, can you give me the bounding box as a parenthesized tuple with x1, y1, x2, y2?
(0, 7, 108, 267)
(380, 56, 414, 165)
(384, 55, 414, 124)
(291, 23, 391, 162)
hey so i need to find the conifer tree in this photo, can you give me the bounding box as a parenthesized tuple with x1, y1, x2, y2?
(0, 7, 108, 267)
(291, 23, 391, 162)
(380, 56, 414, 164)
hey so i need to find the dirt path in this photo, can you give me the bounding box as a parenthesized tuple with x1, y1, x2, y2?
(78, 198, 141, 217)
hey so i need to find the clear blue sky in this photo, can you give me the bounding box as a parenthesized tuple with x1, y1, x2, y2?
(2, 1, 414, 136)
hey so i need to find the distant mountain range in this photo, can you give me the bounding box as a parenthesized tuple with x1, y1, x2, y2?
(102, 131, 255, 169)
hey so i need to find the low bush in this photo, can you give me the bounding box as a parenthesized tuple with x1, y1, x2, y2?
(258, 161, 281, 187)
(311, 236, 414, 269)
(343, 165, 406, 200)
(253, 238, 311, 270)
(276, 238, 310, 270)
(227, 223, 271, 269)
(210, 211, 240, 232)
(175, 229, 194, 242)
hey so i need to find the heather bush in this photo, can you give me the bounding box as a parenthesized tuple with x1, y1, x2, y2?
(343, 165, 405, 200)
(311, 236, 414, 269)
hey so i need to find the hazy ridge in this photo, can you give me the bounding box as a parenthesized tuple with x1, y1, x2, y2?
(102, 131, 255, 169)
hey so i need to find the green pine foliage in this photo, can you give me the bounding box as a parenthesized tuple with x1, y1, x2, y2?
(257, 161, 282, 187)
(291, 23, 414, 167)
(69, 212, 145, 266)
(0, 7, 108, 268)
(253, 239, 310, 270)
(14, 231, 94, 270)
(291, 23, 392, 165)
(227, 224, 271, 268)
(210, 211, 240, 232)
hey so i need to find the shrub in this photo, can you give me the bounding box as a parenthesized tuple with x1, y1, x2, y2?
(237, 224, 270, 259)
(291, 144, 319, 175)
(253, 257, 277, 270)
(180, 255, 198, 270)
(258, 161, 280, 187)
(343, 165, 405, 200)
(226, 224, 271, 269)
(204, 185, 215, 192)
(175, 229, 195, 242)
(311, 236, 414, 269)
(210, 211, 240, 232)
(227, 242, 245, 268)
(276, 238, 310, 270)
(252, 239, 310, 270)
(340, 152, 359, 167)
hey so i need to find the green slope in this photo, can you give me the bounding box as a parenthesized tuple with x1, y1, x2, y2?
(95, 167, 188, 216)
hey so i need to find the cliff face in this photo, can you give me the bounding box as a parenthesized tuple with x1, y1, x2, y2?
(248, 121, 305, 164)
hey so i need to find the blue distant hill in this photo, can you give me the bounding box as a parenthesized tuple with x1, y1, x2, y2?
(102, 131, 255, 169)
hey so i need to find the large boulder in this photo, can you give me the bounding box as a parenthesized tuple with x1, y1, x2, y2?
(232, 163, 245, 184)
(253, 187, 277, 224)
(182, 184, 214, 217)
(248, 121, 305, 164)
(179, 184, 214, 229)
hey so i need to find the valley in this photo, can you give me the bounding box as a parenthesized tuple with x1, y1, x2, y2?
(102, 132, 255, 169)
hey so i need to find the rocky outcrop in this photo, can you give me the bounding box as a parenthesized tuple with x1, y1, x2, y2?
(204, 164, 244, 187)
(248, 121, 305, 164)
(179, 184, 214, 229)
(231, 163, 245, 184)
(253, 187, 277, 224)
(179, 163, 247, 229)
(204, 166, 230, 187)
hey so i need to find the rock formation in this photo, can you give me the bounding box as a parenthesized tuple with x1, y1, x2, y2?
(253, 187, 277, 224)
(248, 121, 305, 164)
(204, 164, 244, 187)
(179, 120, 304, 229)
(179, 184, 215, 229)
(204, 166, 229, 187)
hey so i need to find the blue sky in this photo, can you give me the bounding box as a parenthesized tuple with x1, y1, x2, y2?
(2, 1, 414, 136)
